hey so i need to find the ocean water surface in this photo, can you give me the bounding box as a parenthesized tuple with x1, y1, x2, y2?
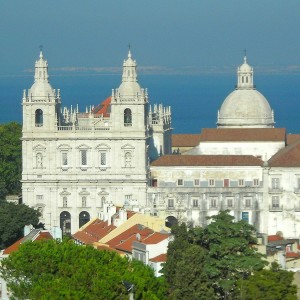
(0, 73, 299, 134)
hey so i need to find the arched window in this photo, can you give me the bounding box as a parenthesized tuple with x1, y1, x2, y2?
(60, 211, 71, 236)
(79, 211, 90, 228)
(125, 152, 132, 168)
(35, 109, 43, 127)
(124, 108, 132, 126)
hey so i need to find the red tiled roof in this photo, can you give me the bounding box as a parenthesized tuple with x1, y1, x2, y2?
(268, 235, 284, 242)
(200, 128, 286, 142)
(92, 96, 111, 117)
(106, 224, 154, 252)
(96, 244, 123, 254)
(72, 219, 116, 245)
(3, 231, 53, 255)
(150, 253, 167, 263)
(286, 252, 300, 259)
(268, 141, 300, 167)
(287, 134, 300, 145)
(142, 232, 169, 244)
(151, 155, 264, 167)
(115, 236, 137, 253)
(35, 232, 53, 241)
(172, 134, 201, 147)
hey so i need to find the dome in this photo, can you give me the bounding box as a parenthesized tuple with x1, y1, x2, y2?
(217, 56, 274, 128)
(29, 51, 55, 98)
(30, 81, 54, 97)
(117, 49, 142, 97)
(218, 89, 274, 128)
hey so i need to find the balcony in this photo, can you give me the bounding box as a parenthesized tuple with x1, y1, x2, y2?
(269, 188, 283, 194)
(269, 205, 283, 212)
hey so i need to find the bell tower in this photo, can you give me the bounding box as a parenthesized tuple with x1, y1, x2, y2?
(22, 50, 61, 133)
(110, 50, 148, 135)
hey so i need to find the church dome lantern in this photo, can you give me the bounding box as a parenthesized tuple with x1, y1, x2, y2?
(217, 55, 274, 128)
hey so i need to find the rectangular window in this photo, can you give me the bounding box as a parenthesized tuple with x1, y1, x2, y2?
(125, 195, 132, 204)
(272, 196, 280, 208)
(253, 179, 259, 186)
(210, 198, 217, 208)
(177, 179, 183, 186)
(63, 197, 68, 208)
(272, 178, 280, 189)
(192, 198, 199, 207)
(245, 198, 251, 207)
(80, 150, 87, 166)
(62, 152, 68, 166)
(100, 152, 106, 166)
(36, 195, 44, 201)
(298, 178, 300, 188)
(168, 199, 174, 208)
(238, 179, 244, 187)
(227, 198, 233, 208)
(82, 197, 87, 207)
(209, 179, 215, 187)
(152, 179, 158, 187)
(194, 179, 200, 186)
(224, 179, 229, 187)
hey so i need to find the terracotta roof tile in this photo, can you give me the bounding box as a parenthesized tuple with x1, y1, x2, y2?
(92, 96, 111, 117)
(287, 134, 300, 145)
(106, 224, 154, 252)
(268, 235, 284, 242)
(142, 232, 169, 244)
(151, 155, 263, 167)
(150, 253, 167, 263)
(72, 219, 116, 245)
(268, 141, 300, 167)
(286, 252, 300, 258)
(200, 128, 286, 142)
(3, 230, 53, 255)
(172, 134, 201, 147)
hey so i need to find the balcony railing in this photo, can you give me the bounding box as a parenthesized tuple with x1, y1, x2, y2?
(57, 125, 111, 131)
(269, 188, 283, 194)
(269, 205, 283, 212)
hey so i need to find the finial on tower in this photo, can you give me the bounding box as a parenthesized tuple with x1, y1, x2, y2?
(128, 43, 132, 58)
(243, 49, 247, 63)
(39, 45, 44, 58)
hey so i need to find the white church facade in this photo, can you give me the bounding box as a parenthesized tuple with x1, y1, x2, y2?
(21, 50, 171, 234)
(22, 51, 300, 238)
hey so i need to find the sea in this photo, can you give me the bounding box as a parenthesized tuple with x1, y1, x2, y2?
(1, 73, 300, 134)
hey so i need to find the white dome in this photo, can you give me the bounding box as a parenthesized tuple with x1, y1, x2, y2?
(30, 81, 54, 98)
(217, 56, 274, 128)
(218, 89, 274, 128)
(118, 81, 141, 96)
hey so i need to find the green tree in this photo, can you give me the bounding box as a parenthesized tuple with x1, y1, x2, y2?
(195, 211, 267, 298)
(235, 263, 297, 300)
(163, 211, 267, 299)
(0, 201, 41, 249)
(163, 223, 216, 300)
(0, 122, 22, 198)
(0, 239, 167, 300)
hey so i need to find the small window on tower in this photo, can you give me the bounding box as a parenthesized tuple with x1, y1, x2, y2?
(124, 108, 132, 127)
(35, 109, 43, 127)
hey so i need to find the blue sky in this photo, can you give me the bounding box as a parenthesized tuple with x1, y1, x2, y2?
(1, 1, 300, 75)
